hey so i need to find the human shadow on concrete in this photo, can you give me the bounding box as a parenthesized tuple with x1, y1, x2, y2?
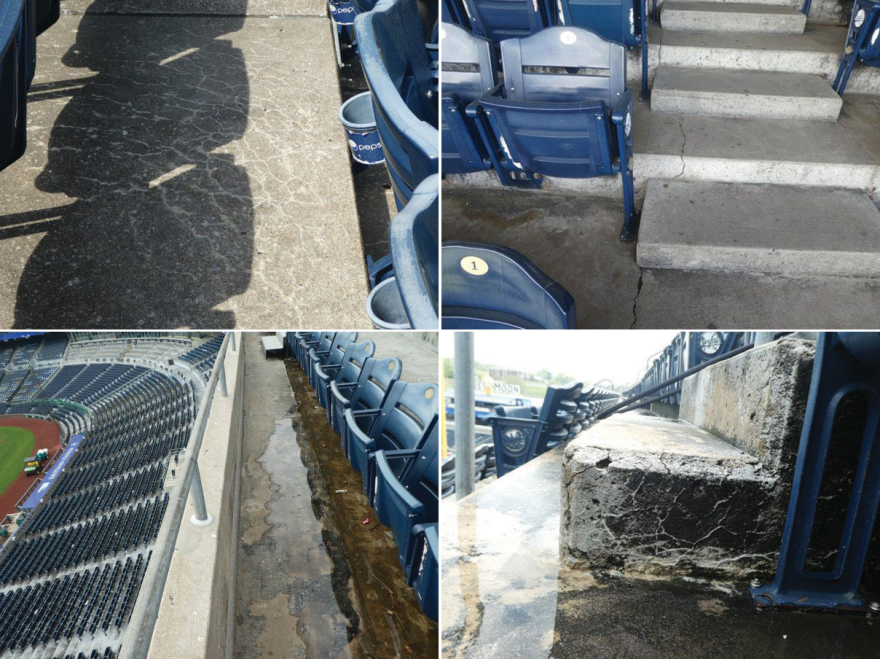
(14, 1, 253, 328)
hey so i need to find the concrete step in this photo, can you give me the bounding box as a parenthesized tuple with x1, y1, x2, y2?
(661, 2, 806, 34)
(560, 412, 779, 578)
(648, 24, 880, 94)
(637, 179, 880, 276)
(651, 66, 843, 121)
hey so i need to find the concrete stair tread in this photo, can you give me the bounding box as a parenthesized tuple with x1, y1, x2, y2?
(653, 66, 839, 99)
(663, 1, 804, 16)
(637, 179, 880, 276)
(633, 101, 878, 166)
(652, 22, 844, 53)
(574, 413, 761, 468)
(650, 66, 843, 121)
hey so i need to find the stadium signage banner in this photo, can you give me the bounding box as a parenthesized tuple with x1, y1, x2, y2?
(20, 433, 85, 510)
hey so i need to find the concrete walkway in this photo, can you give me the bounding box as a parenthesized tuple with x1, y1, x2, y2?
(0, 1, 370, 328)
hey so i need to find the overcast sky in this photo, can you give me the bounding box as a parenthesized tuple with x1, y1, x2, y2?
(439, 331, 682, 389)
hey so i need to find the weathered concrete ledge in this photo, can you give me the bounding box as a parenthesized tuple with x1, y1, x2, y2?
(62, 0, 327, 17)
(560, 414, 780, 579)
(148, 333, 245, 659)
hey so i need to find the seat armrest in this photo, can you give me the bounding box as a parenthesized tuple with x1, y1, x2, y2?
(465, 83, 504, 118)
(612, 89, 634, 125)
(352, 408, 381, 418)
(335, 381, 357, 390)
(321, 363, 342, 373)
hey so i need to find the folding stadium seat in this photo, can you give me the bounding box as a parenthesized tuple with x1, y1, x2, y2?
(295, 332, 323, 370)
(0, 0, 36, 172)
(488, 381, 583, 476)
(355, 0, 439, 209)
(459, 0, 551, 41)
(307, 332, 355, 390)
(833, 0, 880, 95)
(468, 27, 637, 240)
(441, 242, 577, 329)
(345, 381, 438, 500)
(369, 421, 438, 577)
(314, 339, 375, 413)
(442, 0, 469, 26)
(302, 332, 336, 387)
(409, 528, 440, 619)
(440, 24, 498, 175)
(557, 0, 648, 99)
(367, 175, 440, 328)
(330, 355, 402, 449)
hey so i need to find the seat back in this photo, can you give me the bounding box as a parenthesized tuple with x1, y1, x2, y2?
(559, 0, 640, 49)
(325, 332, 358, 368)
(460, 0, 549, 41)
(371, 381, 439, 452)
(314, 332, 337, 356)
(356, 0, 439, 208)
(442, 242, 577, 329)
(351, 356, 403, 411)
(479, 27, 624, 179)
(440, 23, 497, 174)
(858, 3, 880, 63)
(295, 331, 321, 363)
(337, 340, 377, 387)
(390, 175, 439, 329)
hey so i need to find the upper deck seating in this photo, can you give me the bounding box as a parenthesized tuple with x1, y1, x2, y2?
(469, 27, 637, 240)
(458, 0, 551, 41)
(488, 381, 583, 476)
(356, 0, 439, 209)
(442, 242, 577, 329)
(440, 24, 498, 175)
(331, 355, 403, 457)
(314, 339, 375, 413)
(557, 0, 648, 99)
(833, 0, 880, 95)
(369, 174, 440, 328)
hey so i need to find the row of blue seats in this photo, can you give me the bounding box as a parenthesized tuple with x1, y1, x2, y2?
(10, 365, 57, 401)
(442, 22, 637, 241)
(288, 331, 439, 621)
(1, 0, 61, 171)
(36, 332, 69, 361)
(489, 383, 619, 476)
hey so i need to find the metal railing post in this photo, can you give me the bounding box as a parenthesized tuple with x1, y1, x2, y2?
(230, 332, 236, 352)
(189, 462, 212, 525)
(220, 363, 228, 398)
(454, 332, 476, 500)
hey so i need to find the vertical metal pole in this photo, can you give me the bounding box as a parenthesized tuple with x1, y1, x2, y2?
(440, 357, 447, 460)
(220, 363, 228, 398)
(454, 332, 476, 500)
(230, 332, 236, 352)
(754, 332, 777, 347)
(190, 462, 212, 525)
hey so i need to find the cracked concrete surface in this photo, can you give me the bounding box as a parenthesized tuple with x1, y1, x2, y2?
(0, 5, 371, 328)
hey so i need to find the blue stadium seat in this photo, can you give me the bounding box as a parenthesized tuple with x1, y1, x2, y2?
(441, 0, 469, 26)
(343, 380, 438, 482)
(469, 27, 637, 240)
(459, 0, 551, 41)
(0, 0, 36, 172)
(355, 0, 439, 209)
(303, 332, 336, 386)
(833, 0, 880, 96)
(330, 355, 402, 450)
(558, 0, 648, 99)
(308, 332, 357, 390)
(441, 242, 577, 329)
(295, 332, 323, 369)
(369, 421, 438, 577)
(488, 381, 583, 476)
(314, 339, 376, 413)
(407, 523, 438, 621)
(390, 174, 439, 328)
(440, 23, 498, 175)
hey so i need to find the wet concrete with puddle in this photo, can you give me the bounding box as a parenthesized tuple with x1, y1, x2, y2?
(233, 334, 436, 659)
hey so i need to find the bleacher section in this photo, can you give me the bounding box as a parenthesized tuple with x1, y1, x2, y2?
(0, 332, 223, 659)
(287, 331, 439, 621)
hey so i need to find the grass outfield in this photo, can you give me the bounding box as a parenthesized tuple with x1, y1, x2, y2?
(0, 426, 36, 496)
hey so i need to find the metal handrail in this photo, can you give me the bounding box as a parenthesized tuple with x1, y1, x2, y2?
(119, 331, 235, 659)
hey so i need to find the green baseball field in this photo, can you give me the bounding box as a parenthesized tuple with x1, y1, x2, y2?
(0, 426, 36, 496)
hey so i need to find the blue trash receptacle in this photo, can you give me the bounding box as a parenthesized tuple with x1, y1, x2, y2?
(365, 277, 411, 329)
(339, 91, 385, 166)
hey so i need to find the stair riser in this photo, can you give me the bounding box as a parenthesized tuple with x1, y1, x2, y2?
(661, 9, 806, 34)
(653, 0, 846, 26)
(651, 90, 842, 121)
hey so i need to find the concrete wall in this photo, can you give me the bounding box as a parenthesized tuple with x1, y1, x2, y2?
(148, 333, 245, 659)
